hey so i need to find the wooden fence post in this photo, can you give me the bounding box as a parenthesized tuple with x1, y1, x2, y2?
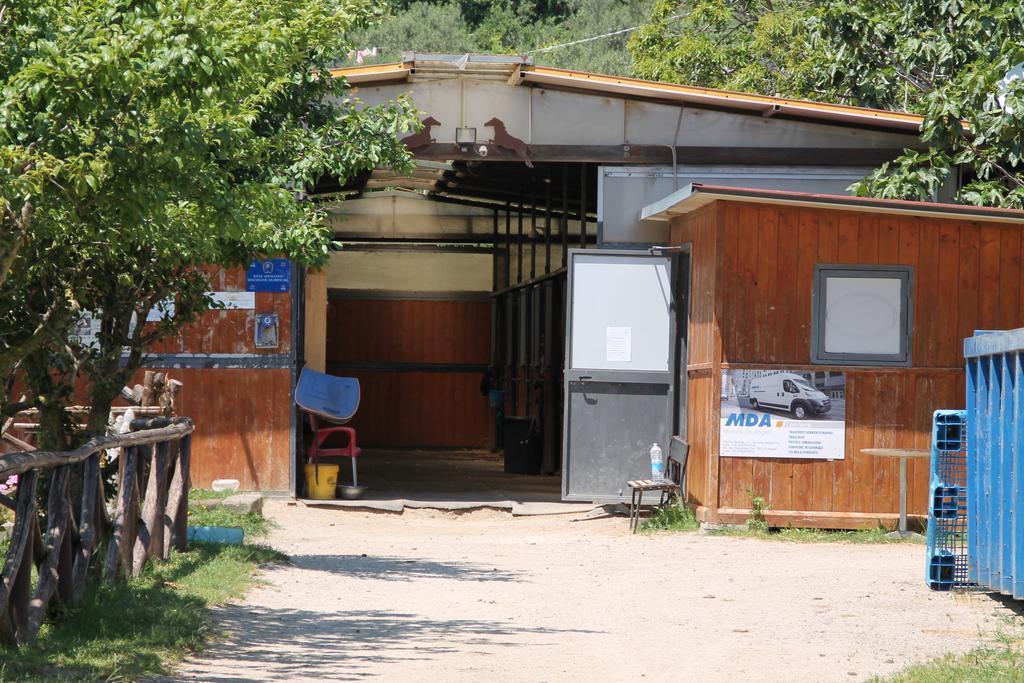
(0, 469, 39, 646)
(104, 445, 139, 580)
(1, 418, 193, 646)
(71, 453, 103, 603)
(26, 465, 73, 641)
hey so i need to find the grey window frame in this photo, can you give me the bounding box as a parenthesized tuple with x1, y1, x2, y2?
(811, 264, 914, 366)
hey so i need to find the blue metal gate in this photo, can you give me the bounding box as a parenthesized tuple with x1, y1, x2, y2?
(964, 329, 1024, 600)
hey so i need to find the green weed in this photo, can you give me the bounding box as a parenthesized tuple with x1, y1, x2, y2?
(747, 490, 770, 533)
(871, 626, 1024, 682)
(638, 500, 700, 532)
(706, 524, 926, 544)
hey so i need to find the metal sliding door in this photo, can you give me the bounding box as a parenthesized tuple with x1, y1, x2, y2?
(562, 249, 676, 501)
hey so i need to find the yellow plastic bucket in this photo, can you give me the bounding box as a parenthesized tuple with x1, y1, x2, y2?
(304, 463, 339, 500)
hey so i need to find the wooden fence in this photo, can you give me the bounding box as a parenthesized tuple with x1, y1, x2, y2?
(0, 417, 194, 647)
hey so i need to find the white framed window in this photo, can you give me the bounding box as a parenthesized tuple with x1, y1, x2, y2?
(811, 265, 913, 366)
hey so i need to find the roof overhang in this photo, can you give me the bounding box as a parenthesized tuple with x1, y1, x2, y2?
(641, 184, 1024, 226)
(330, 55, 931, 134)
(515, 66, 925, 133)
(329, 62, 411, 85)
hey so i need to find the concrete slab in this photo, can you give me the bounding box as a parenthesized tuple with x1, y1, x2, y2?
(300, 498, 405, 513)
(510, 502, 597, 516)
(293, 450, 590, 517)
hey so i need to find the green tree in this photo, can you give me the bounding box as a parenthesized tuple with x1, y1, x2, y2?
(629, 0, 826, 99)
(628, 1, 1024, 207)
(347, 0, 652, 76)
(531, 0, 654, 76)
(0, 0, 420, 443)
(819, 1, 1024, 205)
(350, 2, 477, 61)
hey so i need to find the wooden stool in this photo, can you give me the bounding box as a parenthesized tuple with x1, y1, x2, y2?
(627, 478, 680, 532)
(627, 439, 689, 533)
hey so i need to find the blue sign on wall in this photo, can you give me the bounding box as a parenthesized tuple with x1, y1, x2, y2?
(246, 258, 291, 292)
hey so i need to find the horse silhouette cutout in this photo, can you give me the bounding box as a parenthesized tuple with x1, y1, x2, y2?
(485, 117, 533, 167)
(401, 116, 441, 150)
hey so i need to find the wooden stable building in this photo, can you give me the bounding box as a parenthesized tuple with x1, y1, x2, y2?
(87, 54, 1024, 530)
(643, 184, 1024, 528)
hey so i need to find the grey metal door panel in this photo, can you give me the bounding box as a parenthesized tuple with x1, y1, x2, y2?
(563, 380, 671, 501)
(562, 248, 679, 502)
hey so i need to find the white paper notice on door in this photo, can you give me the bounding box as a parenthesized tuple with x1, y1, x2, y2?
(605, 326, 632, 362)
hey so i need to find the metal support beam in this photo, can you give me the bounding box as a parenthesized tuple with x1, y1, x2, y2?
(505, 201, 512, 289)
(410, 144, 916, 166)
(544, 177, 552, 275)
(579, 162, 588, 249)
(561, 163, 569, 268)
(530, 179, 537, 280)
(517, 192, 524, 284)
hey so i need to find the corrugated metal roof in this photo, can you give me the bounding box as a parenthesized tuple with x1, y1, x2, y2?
(330, 55, 927, 133)
(641, 184, 1024, 225)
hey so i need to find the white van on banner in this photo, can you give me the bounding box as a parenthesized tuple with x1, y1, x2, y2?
(719, 369, 847, 460)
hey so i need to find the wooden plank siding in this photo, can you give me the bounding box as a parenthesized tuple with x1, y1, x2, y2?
(670, 204, 721, 512)
(171, 368, 292, 490)
(326, 298, 492, 448)
(143, 266, 293, 490)
(148, 267, 292, 355)
(670, 200, 1024, 525)
(327, 299, 490, 366)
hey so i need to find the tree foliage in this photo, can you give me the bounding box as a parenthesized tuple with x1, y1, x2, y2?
(629, 0, 825, 99)
(629, 1, 1024, 207)
(0, 0, 419, 442)
(820, 1, 1024, 206)
(349, 0, 653, 76)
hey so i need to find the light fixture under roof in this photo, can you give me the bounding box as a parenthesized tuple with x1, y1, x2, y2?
(455, 127, 477, 151)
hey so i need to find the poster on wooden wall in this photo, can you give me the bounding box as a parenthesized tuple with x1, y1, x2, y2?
(719, 369, 847, 460)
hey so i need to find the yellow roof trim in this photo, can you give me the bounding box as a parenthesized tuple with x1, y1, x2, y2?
(329, 57, 929, 133)
(329, 62, 410, 84)
(520, 66, 924, 132)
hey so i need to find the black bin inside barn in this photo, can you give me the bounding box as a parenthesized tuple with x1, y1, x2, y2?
(503, 417, 542, 474)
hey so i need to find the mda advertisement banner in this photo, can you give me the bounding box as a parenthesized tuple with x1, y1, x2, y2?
(719, 369, 846, 460)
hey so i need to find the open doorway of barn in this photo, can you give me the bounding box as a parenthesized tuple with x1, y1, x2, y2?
(298, 160, 596, 509)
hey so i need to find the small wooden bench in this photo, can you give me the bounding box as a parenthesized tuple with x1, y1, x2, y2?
(627, 437, 689, 532)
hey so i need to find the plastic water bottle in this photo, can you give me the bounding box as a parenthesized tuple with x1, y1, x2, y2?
(650, 442, 664, 481)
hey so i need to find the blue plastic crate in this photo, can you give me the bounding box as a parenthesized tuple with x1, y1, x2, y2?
(925, 410, 971, 591)
(928, 553, 958, 590)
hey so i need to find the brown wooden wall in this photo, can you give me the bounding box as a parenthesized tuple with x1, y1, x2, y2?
(671, 200, 1024, 524)
(149, 267, 292, 355)
(170, 368, 292, 490)
(3, 267, 297, 490)
(145, 267, 293, 490)
(326, 298, 491, 448)
(678, 205, 720, 506)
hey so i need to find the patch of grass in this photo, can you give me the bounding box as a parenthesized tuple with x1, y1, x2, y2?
(747, 491, 770, 533)
(871, 628, 1024, 682)
(189, 488, 234, 501)
(0, 542, 287, 682)
(187, 489, 276, 538)
(707, 524, 926, 544)
(187, 504, 274, 539)
(639, 501, 700, 532)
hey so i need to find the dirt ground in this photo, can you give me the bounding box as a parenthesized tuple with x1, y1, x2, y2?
(169, 501, 1014, 682)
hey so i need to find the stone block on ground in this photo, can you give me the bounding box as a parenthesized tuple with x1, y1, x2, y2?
(220, 493, 264, 516)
